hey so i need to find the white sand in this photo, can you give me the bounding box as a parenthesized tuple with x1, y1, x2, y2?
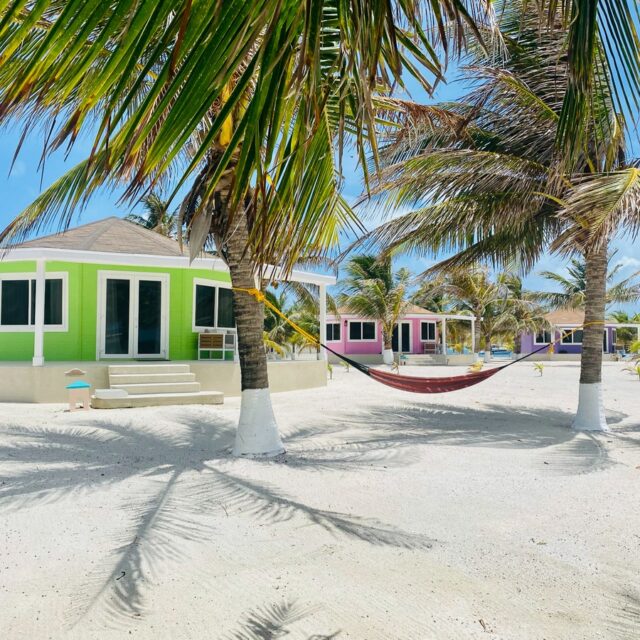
(1, 361, 639, 639)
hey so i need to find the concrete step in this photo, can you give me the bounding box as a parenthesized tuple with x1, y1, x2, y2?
(108, 364, 191, 375)
(91, 390, 223, 409)
(109, 373, 197, 385)
(402, 354, 448, 365)
(110, 381, 201, 394)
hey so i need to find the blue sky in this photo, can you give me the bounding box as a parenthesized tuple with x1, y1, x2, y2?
(0, 68, 638, 311)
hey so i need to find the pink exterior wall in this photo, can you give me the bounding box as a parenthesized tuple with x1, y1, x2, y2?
(326, 314, 441, 356)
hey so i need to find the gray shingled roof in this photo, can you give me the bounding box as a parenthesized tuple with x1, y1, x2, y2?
(17, 217, 185, 257)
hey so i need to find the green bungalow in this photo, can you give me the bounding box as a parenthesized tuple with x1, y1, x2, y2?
(0, 217, 333, 403)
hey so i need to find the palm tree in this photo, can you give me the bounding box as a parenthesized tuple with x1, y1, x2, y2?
(338, 256, 410, 364)
(500, 273, 549, 354)
(0, 0, 502, 459)
(359, 3, 639, 430)
(536, 255, 640, 310)
(419, 267, 539, 359)
(126, 193, 178, 238)
(609, 310, 640, 351)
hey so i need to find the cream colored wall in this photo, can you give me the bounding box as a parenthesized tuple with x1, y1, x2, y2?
(192, 360, 328, 396)
(0, 360, 327, 403)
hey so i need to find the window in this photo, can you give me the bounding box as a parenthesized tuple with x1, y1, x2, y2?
(560, 328, 583, 344)
(194, 283, 216, 328)
(217, 288, 235, 328)
(326, 322, 341, 341)
(421, 321, 436, 341)
(193, 280, 235, 331)
(348, 321, 376, 341)
(534, 330, 553, 344)
(0, 275, 66, 330)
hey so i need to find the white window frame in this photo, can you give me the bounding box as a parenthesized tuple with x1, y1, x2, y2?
(559, 327, 583, 345)
(347, 319, 377, 342)
(326, 322, 341, 342)
(192, 278, 235, 333)
(420, 320, 436, 342)
(534, 329, 553, 345)
(0, 272, 68, 332)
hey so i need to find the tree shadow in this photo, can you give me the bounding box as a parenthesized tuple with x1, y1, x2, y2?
(222, 599, 340, 639)
(0, 408, 433, 629)
(281, 402, 621, 476)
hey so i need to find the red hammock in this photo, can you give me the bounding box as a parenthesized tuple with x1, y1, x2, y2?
(322, 345, 541, 394)
(367, 364, 506, 393)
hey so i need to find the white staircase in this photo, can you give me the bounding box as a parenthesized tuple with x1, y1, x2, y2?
(91, 364, 224, 408)
(401, 354, 448, 366)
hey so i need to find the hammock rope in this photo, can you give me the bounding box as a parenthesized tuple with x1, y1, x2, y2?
(234, 287, 602, 394)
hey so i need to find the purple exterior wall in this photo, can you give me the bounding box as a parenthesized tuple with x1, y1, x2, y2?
(520, 326, 618, 355)
(325, 315, 442, 356)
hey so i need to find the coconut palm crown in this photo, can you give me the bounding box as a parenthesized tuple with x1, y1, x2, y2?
(338, 256, 410, 352)
(125, 194, 178, 238)
(535, 255, 640, 310)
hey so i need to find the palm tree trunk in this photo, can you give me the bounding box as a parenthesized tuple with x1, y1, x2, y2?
(573, 241, 608, 431)
(224, 208, 284, 456)
(483, 334, 492, 363)
(514, 333, 522, 354)
(382, 327, 394, 365)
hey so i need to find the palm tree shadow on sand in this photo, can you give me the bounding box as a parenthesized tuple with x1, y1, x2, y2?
(283, 401, 629, 476)
(222, 599, 340, 639)
(0, 400, 635, 630)
(0, 408, 433, 629)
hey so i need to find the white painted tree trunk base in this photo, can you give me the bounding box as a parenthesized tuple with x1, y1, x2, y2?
(572, 382, 608, 431)
(232, 388, 285, 457)
(382, 349, 395, 365)
(483, 351, 491, 363)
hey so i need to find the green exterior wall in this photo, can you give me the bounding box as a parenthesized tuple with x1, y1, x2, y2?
(0, 259, 232, 361)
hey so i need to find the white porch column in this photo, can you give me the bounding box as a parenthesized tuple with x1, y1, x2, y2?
(318, 284, 327, 361)
(441, 317, 447, 355)
(32, 259, 46, 367)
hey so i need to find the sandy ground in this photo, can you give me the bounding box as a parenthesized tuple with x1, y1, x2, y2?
(0, 361, 639, 640)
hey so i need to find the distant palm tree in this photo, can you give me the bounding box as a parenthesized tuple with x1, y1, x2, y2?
(500, 273, 548, 354)
(609, 310, 640, 351)
(126, 194, 178, 238)
(535, 255, 640, 310)
(338, 256, 410, 364)
(420, 268, 540, 357)
(411, 278, 452, 313)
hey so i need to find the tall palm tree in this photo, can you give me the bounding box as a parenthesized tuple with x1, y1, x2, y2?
(535, 255, 640, 310)
(359, 2, 639, 430)
(338, 255, 410, 364)
(0, 0, 500, 458)
(126, 193, 178, 238)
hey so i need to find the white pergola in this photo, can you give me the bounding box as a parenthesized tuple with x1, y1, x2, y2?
(435, 313, 476, 355)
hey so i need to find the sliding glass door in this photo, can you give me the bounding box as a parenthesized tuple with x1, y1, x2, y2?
(99, 273, 168, 359)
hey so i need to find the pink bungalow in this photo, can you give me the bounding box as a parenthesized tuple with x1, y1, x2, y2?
(324, 304, 476, 365)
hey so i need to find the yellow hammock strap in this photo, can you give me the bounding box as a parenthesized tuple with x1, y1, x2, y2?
(233, 287, 320, 347)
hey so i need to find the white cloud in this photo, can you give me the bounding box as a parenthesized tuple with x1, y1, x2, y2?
(615, 255, 640, 271)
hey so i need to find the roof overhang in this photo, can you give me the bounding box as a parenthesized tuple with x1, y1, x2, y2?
(1, 247, 337, 287)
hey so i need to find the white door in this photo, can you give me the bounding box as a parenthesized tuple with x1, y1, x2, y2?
(98, 273, 169, 359)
